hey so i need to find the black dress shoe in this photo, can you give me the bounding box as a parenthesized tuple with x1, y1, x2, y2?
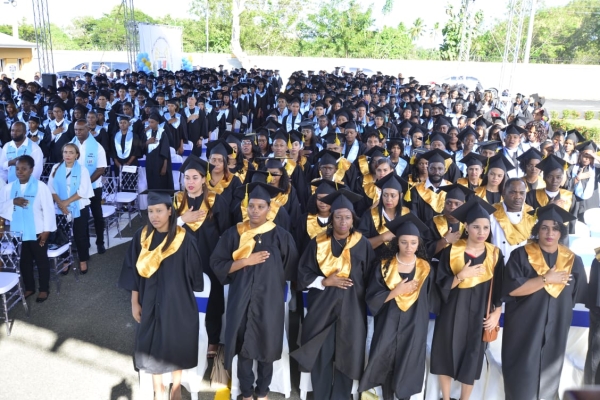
(80, 267, 88, 275)
(24, 291, 36, 299)
(36, 292, 49, 303)
(97, 244, 106, 254)
(60, 266, 70, 276)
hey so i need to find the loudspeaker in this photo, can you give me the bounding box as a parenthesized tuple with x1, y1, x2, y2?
(42, 73, 57, 89)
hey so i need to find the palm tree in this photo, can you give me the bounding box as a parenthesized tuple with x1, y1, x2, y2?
(430, 22, 441, 43)
(410, 17, 426, 41)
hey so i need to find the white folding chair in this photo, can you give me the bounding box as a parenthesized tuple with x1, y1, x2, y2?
(40, 162, 55, 185)
(584, 208, 600, 237)
(115, 165, 140, 227)
(575, 220, 591, 238)
(0, 231, 29, 336)
(100, 176, 121, 247)
(171, 154, 183, 191)
(569, 237, 600, 268)
(48, 214, 76, 293)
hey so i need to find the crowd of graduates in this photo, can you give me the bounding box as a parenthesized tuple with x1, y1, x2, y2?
(2, 65, 598, 400)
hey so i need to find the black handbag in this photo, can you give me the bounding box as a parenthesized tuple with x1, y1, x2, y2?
(47, 228, 69, 249)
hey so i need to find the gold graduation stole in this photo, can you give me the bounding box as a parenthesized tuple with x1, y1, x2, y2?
(240, 189, 288, 222)
(535, 188, 573, 212)
(524, 243, 575, 298)
(136, 226, 186, 278)
(316, 231, 362, 278)
(382, 257, 430, 311)
(523, 176, 546, 192)
(492, 203, 535, 245)
(371, 207, 411, 238)
(363, 174, 379, 202)
(235, 159, 250, 183)
(449, 239, 498, 289)
(433, 215, 464, 238)
(173, 191, 217, 232)
(408, 176, 424, 185)
(232, 220, 277, 261)
(595, 246, 600, 262)
(357, 155, 370, 176)
(284, 159, 297, 177)
(298, 155, 308, 171)
(457, 177, 482, 189)
(306, 214, 328, 239)
(444, 158, 452, 172)
(414, 182, 446, 214)
(333, 157, 352, 183)
(206, 174, 232, 195)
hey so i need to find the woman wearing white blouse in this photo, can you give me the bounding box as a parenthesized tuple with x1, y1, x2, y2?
(47, 143, 94, 274)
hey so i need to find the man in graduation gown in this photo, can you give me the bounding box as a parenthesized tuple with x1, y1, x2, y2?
(490, 178, 536, 264)
(181, 94, 208, 157)
(426, 132, 462, 182)
(46, 102, 74, 163)
(210, 182, 298, 400)
(585, 248, 600, 384)
(525, 154, 575, 233)
(173, 155, 232, 356)
(407, 149, 452, 222)
(144, 113, 174, 190)
(422, 184, 471, 260)
(502, 204, 587, 400)
(291, 189, 375, 400)
(118, 190, 203, 392)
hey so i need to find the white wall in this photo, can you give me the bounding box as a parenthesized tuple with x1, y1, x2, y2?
(44, 51, 599, 100)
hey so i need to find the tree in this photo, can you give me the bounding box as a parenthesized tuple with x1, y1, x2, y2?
(409, 18, 426, 42)
(439, 3, 483, 61)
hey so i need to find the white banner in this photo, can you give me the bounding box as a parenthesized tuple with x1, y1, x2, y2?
(138, 23, 183, 72)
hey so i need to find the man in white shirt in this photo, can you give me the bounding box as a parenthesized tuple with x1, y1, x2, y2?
(503, 125, 530, 179)
(0, 121, 44, 183)
(71, 120, 108, 254)
(490, 178, 536, 264)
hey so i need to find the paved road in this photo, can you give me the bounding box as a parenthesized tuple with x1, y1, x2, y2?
(545, 99, 600, 113)
(0, 215, 307, 400)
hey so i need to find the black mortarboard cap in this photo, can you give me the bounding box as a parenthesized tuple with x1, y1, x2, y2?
(147, 189, 175, 206)
(439, 184, 474, 202)
(457, 127, 478, 142)
(338, 121, 357, 131)
(517, 147, 544, 163)
(148, 112, 162, 122)
(364, 145, 387, 159)
(465, 110, 478, 119)
(263, 119, 281, 131)
(535, 154, 568, 174)
(477, 140, 501, 153)
(428, 131, 450, 146)
(312, 179, 345, 195)
(485, 153, 515, 173)
(375, 173, 408, 193)
(475, 117, 491, 128)
(117, 113, 132, 121)
(323, 131, 345, 146)
(421, 148, 452, 165)
(245, 182, 283, 202)
(319, 188, 362, 213)
(317, 149, 341, 166)
(529, 203, 576, 224)
(576, 140, 599, 153)
(397, 120, 412, 131)
(504, 124, 526, 136)
(451, 196, 496, 224)
(385, 212, 428, 238)
(206, 139, 233, 159)
(28, 115, 41, 124)
(460, 152, 488, 167)
(565, 129, 585, 144)
(180, 154, 208, 176)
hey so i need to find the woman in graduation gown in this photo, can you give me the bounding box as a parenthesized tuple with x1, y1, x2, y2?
(358, 173, 411, 259)
(205, 139, 243, 217)
(291, 189, 375, 400)
(144, 113, 174, 191)
(210, 182, 298, 400)
(525, 154, 576, 234)
(517, 147, 545, 191)
(264, 157, 302, 224)
(111, 115, 143, 175)
(118, 190, 203, 400)
(296, 180, 336, 255)
(359, 213, 433, 400)
(585, 248, 600, 384)
(502, 204, 587, 400)
(215, 92, 240, 137)
(422, 184, 472, 260)
(173, 155, 232, 359)
(472, 153, 513, 204)
(569, 140, 600, 222)
(456, 152, 485, 190)
(354, 147, 390, 215)
(430, 197, 504, 400)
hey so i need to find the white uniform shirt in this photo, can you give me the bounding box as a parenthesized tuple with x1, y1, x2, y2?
(47, 163, 94, 210)
(72, 136, 108, 190)
(0, 179, 57, 234)
(0, 138, 44, 183)
(490, 203, 529, 264)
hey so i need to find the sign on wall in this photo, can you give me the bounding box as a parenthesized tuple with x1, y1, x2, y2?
(138, 24, 183, 72)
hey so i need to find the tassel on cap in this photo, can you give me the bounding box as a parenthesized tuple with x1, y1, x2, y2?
(383, 148, 389, 157)
(404, 183, 412, 202)
(410, 154, 416, 165)
(267, 171, 273, 184)
(287, 134, 292, 150)
(335, 134, 341, 146)
(484, 157, 491, 174)
(242, 183, 249, 207)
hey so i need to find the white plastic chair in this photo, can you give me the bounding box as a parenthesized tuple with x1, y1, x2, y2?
(584, 208, 600, 226)
(0, 271, 29, 335)
(114, 165, 139, 227)
(139, 273, 211, 399)
(575, 220, 591, 238)
(171, 154, 184, 191)
(569, 237, 600, 268)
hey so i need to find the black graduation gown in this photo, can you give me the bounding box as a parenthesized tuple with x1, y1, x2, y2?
(118, 228, 203, 374)
(430, 245, 504, 385)
(92, 128, 111, 164)
(163, 113, 187, 150)
(110, 131, 144, 170)
(291, 235, 375, 380)
(47, 130, 75, 163)
(358, 261, 433, 398)
(567, 164, 600, 221)
(501, 246, 587, 400)
(182, 108, 208, 156)
(145, 130, 174, 190)
(408, 186, 443, 223)
(210, 225, 299, 369)
(443, 162, 462, 183)
(295, 213, 329, 254)
(423, 217, 460, 260)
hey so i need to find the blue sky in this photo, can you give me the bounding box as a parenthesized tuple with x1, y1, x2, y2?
(0, 0, 571, 48)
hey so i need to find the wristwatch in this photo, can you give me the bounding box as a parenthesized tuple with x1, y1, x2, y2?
(542, 274, 547, 284)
